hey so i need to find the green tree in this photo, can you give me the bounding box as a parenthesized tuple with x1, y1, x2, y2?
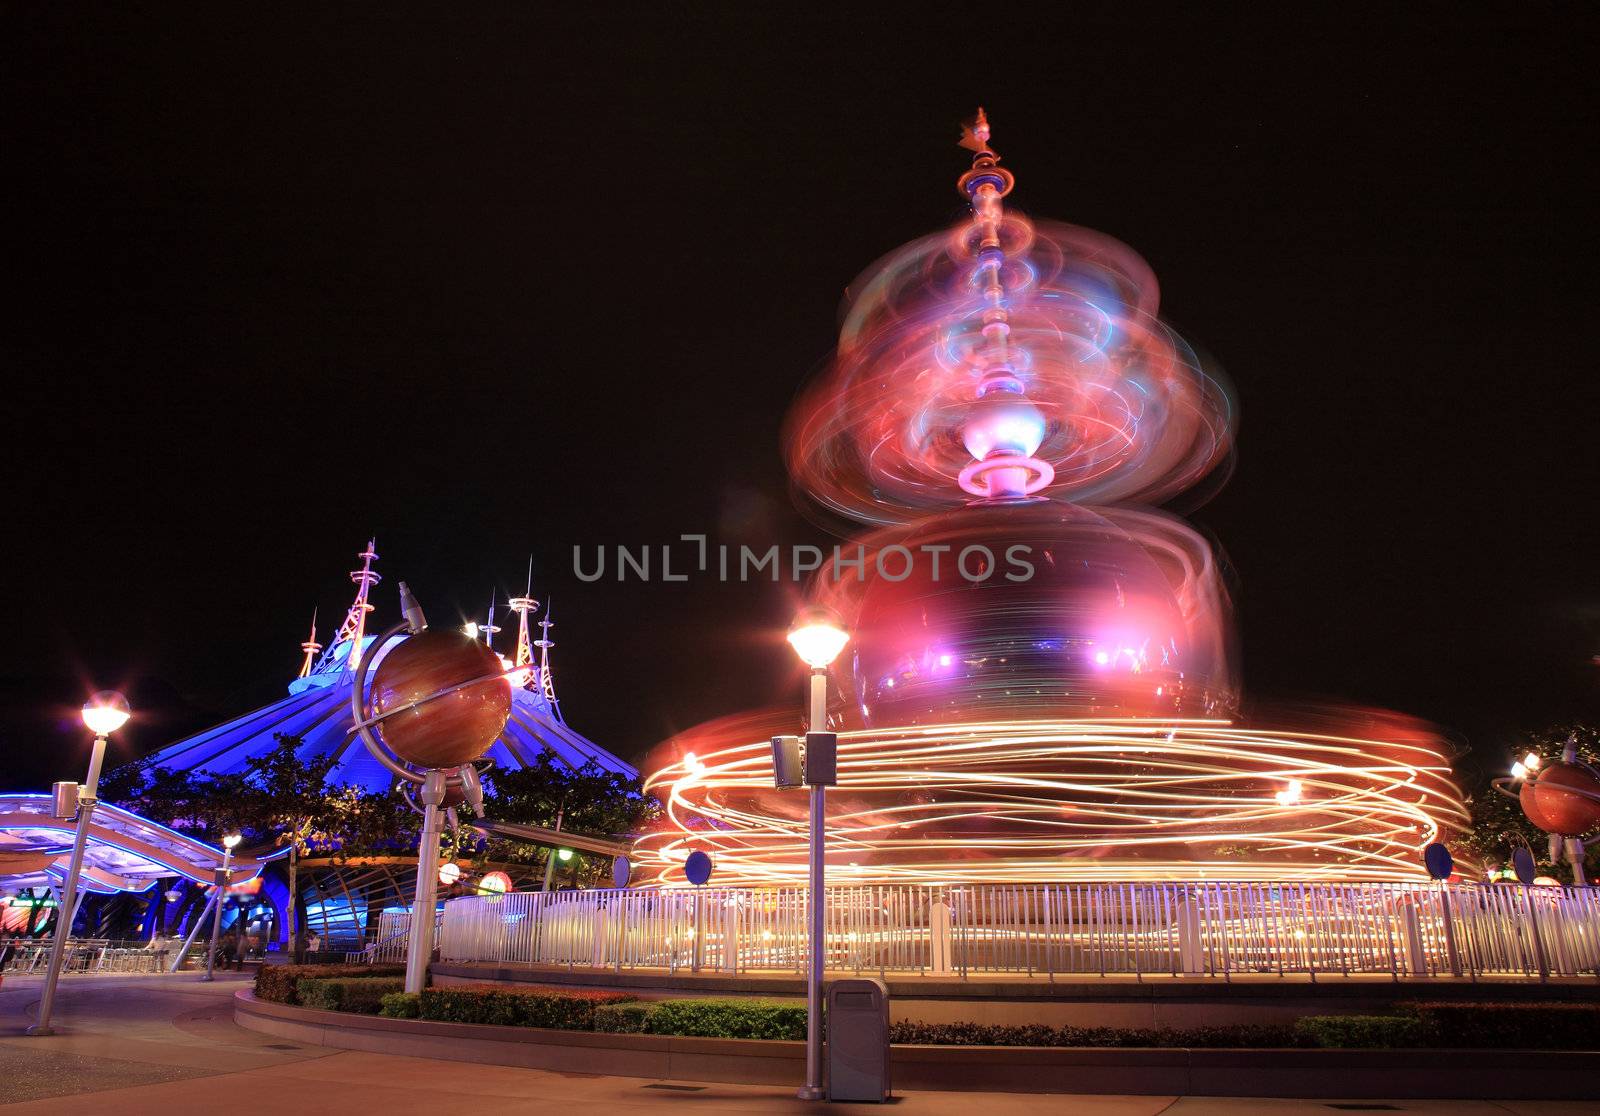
(477, 754, 659, 885)
(242, 734, 339, 959)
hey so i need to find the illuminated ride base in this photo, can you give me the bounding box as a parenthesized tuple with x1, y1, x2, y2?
(635, 712, 1465, 886)
(629, 113, 1472, 891)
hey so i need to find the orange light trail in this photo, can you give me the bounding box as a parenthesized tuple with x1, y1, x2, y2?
(634, 716, 1471, 886)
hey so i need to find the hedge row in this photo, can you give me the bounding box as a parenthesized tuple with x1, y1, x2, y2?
(297, 977, 405, 1015)
(417, 984, 636, 1029)
(1404, 1001, 1600, 1051)
(1294, 1015, 1427, 1049)
(380, 991, 421, 1019)
(887, 1020, 1307, 1049)
(269, 978, 1600, 1051)
(638, 999, 807, 1041)
(255, 963, 404, 1005)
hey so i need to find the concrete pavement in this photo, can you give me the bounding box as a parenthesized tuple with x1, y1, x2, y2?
(0, 972, 1589, 1114)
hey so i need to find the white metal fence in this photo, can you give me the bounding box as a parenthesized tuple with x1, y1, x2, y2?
(439, 882, 1600, 981)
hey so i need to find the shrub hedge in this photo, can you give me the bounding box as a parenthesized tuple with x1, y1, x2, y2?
(297, 977, 405, 1015)
(379, 991, 421, 1019)
(255, 963, 404, 1005)
(593, 1002, 656, 1034)
(888, 1021, 1306, 1049)
(1294, 1015, 1428, 1049)
(417, 984, 636, 1030)
(1402, 1001, 1600, 1051)
(645, 998, 808, 1040)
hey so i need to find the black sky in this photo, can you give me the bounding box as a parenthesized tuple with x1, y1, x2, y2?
(3, 7, 1596, 791)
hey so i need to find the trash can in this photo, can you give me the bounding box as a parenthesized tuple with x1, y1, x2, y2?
(826, 977, 890, 1102)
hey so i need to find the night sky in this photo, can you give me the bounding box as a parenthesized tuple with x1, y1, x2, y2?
(3, 9, 1595, 793)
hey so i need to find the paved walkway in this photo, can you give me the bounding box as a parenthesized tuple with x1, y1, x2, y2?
(0, 972, 1589, 1114)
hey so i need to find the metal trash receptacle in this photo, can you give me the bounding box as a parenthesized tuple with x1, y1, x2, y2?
(826, 977, 890, 1102)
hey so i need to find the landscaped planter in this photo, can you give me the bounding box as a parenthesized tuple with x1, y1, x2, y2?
(233, 990, 1600, 1099)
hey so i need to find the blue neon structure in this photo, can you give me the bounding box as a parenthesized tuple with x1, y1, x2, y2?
(143, 630, 636, 791)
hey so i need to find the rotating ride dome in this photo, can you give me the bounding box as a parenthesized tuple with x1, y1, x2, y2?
(634, 112, 1470, 885)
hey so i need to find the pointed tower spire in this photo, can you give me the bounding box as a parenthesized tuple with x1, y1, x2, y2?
(296, 609, 322, 679)
(479, 593, 501, 651)
(325, 539, 380, 673)
(508, 558, 538, 676)
(952, 109, 1053, 501)
(535, 599, 563, 722)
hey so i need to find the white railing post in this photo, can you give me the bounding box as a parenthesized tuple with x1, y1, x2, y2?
(1176, 896, 1203, 975)
(928, 898, 953, 976)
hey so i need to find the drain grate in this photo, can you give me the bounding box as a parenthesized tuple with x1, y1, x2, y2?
(1326, 1107, 1401, 1112)
(643, 1084, 707, 1092)
(264, 1043, 302, 1051)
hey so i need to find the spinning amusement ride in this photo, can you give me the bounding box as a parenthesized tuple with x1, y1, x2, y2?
(633, 112, 1473, 885)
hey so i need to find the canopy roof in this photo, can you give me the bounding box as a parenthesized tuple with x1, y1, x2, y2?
(143, 631, 637, 792)
(0, 795, 276, 894)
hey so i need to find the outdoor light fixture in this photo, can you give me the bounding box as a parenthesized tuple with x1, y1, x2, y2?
(438, 861, 461, 887)
(30, 690, 132, 1036)
(1524, 752, 1542, 772)
(1512, 761, 1528, 781)
(80, 690, 131, 737)
(785, 605, 849, 1102)
(557, 848, 573, 862)
(786, 606, 849, 669)
(203, 834, 242, 982)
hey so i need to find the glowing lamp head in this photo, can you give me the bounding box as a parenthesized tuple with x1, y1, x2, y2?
(961, 393, 1048, 461)
(557, 848, 573, 862)
(81, 691, 131, 737)
(438, 861, 461, 886)
(222, 833, 242, 850)
(478, 870, 512, 899)
(1512, 761, 1528, 781)
(788, 606, 850, 669)
(1524, 751, 1542, 772)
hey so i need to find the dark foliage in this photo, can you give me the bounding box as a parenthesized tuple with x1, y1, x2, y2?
(643, 998, 807, 1040)
(254, 963, 403, 1005)
(417, 983, 636, 1029)
(296, 976, 405, 1014)
(1402, 1001, 1600, 1050)
(887, 1020, 1309, 1048)
(1294, 1015, 1429, 1048)
(379, 991, 421, 1019)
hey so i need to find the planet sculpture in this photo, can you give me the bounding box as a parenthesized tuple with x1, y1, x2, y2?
(1518, 761, 1600, 837)
(370, 627, 511, 770)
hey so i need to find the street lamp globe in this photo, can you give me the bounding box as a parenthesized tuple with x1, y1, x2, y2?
(222, 833, 242, 850)
(787, 606, 849, 669)
(81, 691, 131, 737)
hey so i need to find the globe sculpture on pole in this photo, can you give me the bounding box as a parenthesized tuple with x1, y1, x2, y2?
(1496, 737, 1600, 885)
(370, 628, 512, 769)
(351, 581, 512, 992)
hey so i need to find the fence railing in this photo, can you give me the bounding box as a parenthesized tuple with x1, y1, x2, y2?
(439, 881, 1600, 981)
(2, 939, 173, 975)
(346, 910, 441, 964)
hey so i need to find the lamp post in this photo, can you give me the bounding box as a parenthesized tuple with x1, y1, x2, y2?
(785, 606, 848, 1102)
(29, 691, 130, 1036)
(202, 833, 241, 981)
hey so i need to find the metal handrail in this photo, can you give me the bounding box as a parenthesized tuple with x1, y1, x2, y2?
(437, 880, 1600, 982)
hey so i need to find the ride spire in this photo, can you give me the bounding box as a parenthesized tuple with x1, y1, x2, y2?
(296, 608, 321, 679)
(508, 558, 538, 675)
(323, 539, 381, 674)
